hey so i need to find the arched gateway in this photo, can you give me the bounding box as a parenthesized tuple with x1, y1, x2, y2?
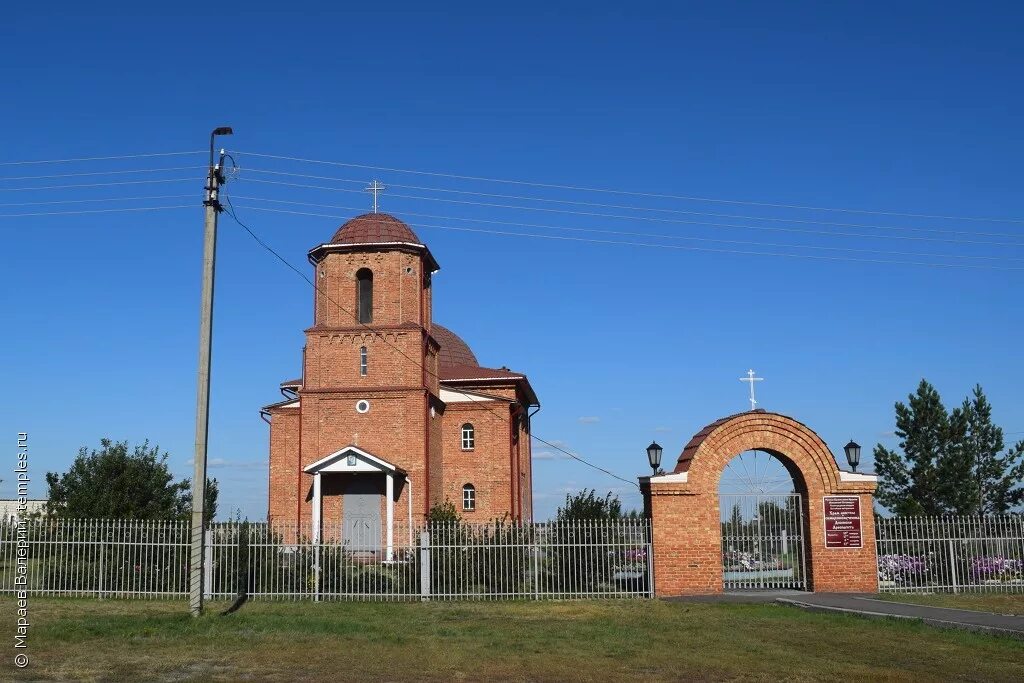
(640, 410, 879, 595)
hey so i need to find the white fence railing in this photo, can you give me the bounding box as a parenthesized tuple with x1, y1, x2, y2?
(876, 515, 1024, 593)
(0, 518, 652, 600)
(4, 515, 1022, 598)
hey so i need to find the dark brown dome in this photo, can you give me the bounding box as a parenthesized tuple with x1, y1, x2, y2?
(331, 213, 420, 245)
(432, 324, 479, 369)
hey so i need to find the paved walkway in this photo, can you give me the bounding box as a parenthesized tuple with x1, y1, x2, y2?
(666, 592, 1024, 638)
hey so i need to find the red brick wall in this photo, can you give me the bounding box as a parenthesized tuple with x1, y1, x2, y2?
(314, 250, 427, 329)
(267, 407, 300, 526)
(440, 401, 517, 521)
(643, 412, 879, 596)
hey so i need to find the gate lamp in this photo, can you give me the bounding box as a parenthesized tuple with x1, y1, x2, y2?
(843, 440, 861, 473)
(646, 441, 663, 476)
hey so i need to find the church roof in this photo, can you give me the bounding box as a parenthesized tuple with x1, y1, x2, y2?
(331, 213, 421, 245)
(432, 324, 480, 369)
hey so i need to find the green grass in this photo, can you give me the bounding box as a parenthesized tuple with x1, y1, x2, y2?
(875, 591, 1024, 615)
(6, 597, 1023, 681)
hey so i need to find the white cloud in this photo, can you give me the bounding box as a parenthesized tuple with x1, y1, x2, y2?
(578, 416, 600, 424)
(532, 450, 571, 461)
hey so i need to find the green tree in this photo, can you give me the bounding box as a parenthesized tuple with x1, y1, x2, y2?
(961, 386, 1024, 514)
(45, 438, 218, 521)
(556, 489, 623, 520)
(874, 381, 1023, 515)
(873, 380, 968, 515)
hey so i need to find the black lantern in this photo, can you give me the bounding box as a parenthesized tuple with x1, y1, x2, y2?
(844, 440, 861, 473)
(646, 441, 663, 475)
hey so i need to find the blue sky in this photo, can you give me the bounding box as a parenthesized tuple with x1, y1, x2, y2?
(2, 2, 1022, 519)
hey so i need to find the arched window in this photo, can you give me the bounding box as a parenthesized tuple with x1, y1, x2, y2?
(356, 268, 373, 323)
(462, 484, 476, 511)
(461, 423, 475, 451)
(359, 346, 368, 376)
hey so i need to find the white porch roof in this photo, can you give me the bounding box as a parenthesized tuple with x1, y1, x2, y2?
(303, 445, 406, 475)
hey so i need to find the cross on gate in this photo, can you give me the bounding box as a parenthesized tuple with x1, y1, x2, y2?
(739, 369, 763, 411)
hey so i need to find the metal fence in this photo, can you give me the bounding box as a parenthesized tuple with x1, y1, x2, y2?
(876, 515, 1024, 593)
(0, 518, 651, 601)
(720, 493, 807, 591)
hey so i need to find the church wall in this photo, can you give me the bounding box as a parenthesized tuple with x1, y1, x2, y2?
(267, 408, 300, 528)
(518, 401, 533, 522)
(303, 329, 423, 390)
(314, 250, 426, 329)
(440, 402, 518, 521)
(296, 390, 430, 528)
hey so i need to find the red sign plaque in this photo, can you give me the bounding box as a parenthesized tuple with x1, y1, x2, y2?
(823, 496, 862, 548)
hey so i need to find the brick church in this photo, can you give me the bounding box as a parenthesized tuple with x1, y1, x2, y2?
(263, 212, 538, 546)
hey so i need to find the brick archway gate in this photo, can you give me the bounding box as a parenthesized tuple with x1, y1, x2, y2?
(640, 410, 879, 595)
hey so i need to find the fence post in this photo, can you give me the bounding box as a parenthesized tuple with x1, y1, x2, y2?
(948, 539, 959, 593)
(203, 528, 213, 600)
(646, 519, 655, 598)
(98, 524, 106, 600)
(419, 530, 431, 601)
(532, 536, 540, 601)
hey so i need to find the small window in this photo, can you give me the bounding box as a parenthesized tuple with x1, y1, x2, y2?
(356, 268, 373, 324)
(359, 346, 368, 376)
(462, 484, 476, 511)
(461, 423, 475, 451)
(355, 399, 370, 414)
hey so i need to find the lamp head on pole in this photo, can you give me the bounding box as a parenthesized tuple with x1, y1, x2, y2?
(209, 126, 234, 166)
(843, 440, 861, 473)
(646, 441, 663, 475)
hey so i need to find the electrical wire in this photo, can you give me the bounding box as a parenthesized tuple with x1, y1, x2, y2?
(0, 194, 198, 208)
(229, 150, 1024, 225)
(234, 177, 1024, 248)
(239, 167, 1024, 240)
(0, 151, 205, 166)
(231, 204, 1024, 271)
(0, 178, 202, 192)
(229, 195, 1024, 263)
(0, 166, 205, 181)
(0, 205, 195, 218)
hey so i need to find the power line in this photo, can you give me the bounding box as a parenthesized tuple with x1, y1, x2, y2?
(231, 203, 1024, 271)
(230, 150, 1024, 225)
(220, 192, 639, 489)
(0, 205, 194, 218)
(0, 178, 202, 192)
(240, 167, 1024, 240)
(230, 195, 1024, 264)
(235, 177, 1024, 248)
(0, 151, 205, 166)
(0, 166, 205, 181)
(0, 194, 197, 208)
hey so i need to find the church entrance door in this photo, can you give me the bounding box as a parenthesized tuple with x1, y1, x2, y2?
(342, 475, 383, 553)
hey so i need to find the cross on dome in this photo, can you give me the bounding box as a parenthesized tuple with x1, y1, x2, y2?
(365, 179, 387, 213)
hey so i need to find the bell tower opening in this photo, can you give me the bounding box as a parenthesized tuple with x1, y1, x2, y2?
(356, 268, 373, 324)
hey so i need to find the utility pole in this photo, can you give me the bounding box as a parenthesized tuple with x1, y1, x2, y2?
(189, 126, 233, 617)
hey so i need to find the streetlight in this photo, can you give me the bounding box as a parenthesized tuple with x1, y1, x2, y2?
(646, 441, 663, 476)
(843, 440, 861, 473)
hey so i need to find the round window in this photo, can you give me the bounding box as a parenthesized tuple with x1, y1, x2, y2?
(356, 400, 370, 414)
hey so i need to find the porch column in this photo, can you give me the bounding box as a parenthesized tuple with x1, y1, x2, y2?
(386, 472, 395, 561)
(312, 471, 322, 601)
(312, 472, 322, 544)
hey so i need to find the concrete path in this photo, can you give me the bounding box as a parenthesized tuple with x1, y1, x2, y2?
(665, 592, 1024, 638)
